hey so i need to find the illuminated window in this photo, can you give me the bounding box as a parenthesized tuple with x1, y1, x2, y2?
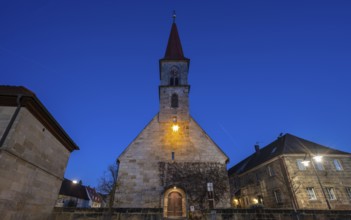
(306, 187, 317, 200)
(326, 187, 336, 200)
(333, 159, 343, 171)
(296, 159, 307, 170)
(171, 94, 178, 108)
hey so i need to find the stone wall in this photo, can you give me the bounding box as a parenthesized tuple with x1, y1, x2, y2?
(229, 158, 293, 209)
(51, 208, 351, 220)
(284, 155, 351, 210)
(115, 115, 229, 209)
(0, 107, 71, 220)
(229, 155, 351, 210)
(159, 60, 190, 123)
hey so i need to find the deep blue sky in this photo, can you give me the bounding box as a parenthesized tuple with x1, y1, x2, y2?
(1, 0, 350, 187)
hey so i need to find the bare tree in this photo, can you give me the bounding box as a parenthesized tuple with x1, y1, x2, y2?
(98, 163, 119, 209)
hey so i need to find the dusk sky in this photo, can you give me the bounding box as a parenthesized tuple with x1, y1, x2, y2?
(1, 0, 350, 187)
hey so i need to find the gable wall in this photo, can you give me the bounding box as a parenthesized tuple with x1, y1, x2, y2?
(115, 115, 229, 208)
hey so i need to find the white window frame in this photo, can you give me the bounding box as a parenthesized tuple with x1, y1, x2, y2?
(306, 187, 317, 200)
(296, 159, 306, 170)
(326, 187, 337, 200)
(333, 159, 343, 171)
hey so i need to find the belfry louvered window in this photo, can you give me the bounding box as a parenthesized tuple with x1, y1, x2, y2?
(169, 68, 179, 86)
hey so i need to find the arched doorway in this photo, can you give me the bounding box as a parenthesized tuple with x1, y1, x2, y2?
(163, 187, 186, 218)
(167, 192, 182, 217)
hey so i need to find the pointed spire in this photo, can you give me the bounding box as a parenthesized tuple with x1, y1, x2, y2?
(164, 12, 187, 60)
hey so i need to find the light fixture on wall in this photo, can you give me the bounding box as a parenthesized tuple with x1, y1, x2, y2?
(313, 155, 323, 162)
(172, 124, 179, 132)
(172, 116, 179, 132)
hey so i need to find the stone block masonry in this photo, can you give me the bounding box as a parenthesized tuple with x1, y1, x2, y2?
(0, 86, 79, 219)
(0, 105, 75, 220)
(51, 208, 351, 220)
(115, 115, 230, 209)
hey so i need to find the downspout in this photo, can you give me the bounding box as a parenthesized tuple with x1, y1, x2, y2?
(0, 95, 22, 148)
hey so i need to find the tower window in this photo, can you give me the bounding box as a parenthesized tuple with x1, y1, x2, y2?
(169, 68, 179, 86)
(171, 94, 178, 108)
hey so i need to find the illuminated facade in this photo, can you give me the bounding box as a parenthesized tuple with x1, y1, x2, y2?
(114, 20, 230, 217)
(228, 133, 351, 210)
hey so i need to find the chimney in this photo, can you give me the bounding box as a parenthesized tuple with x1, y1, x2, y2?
(254, 144, 260, 154)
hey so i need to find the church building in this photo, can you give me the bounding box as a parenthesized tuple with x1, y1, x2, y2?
(114, 20, 230, 218)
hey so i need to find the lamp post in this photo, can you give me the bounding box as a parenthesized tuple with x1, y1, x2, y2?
(303, 155, 331, 209)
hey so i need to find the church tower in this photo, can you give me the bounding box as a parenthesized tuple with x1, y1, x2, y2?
(158, 21, 190, 123)
(114, 17, 230, 217)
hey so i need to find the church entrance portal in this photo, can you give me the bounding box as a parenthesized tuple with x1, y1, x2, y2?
(163, 187, 186, 218)
(167, 192, 182, 217)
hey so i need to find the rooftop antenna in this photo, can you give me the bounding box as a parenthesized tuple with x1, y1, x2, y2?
(172, 10, 176, 23)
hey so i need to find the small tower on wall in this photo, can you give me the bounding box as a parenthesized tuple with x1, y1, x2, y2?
(158, 20, 190, 123)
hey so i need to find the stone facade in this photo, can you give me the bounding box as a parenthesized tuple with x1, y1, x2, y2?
(115, 116, 230, 208)
(0, 87, 78, 220)
(115, 22, 230, 217)
(159, 61, 190, 123)
(285, 155, 351, 210)
(230, 158, 293, 209)
(229, 134, 351, 210)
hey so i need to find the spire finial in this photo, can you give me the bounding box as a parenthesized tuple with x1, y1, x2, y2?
(172, 10, 176, 23)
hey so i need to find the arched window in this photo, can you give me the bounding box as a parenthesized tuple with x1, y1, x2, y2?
(169, 68, 179, 86)
(171, 94, 178, 108)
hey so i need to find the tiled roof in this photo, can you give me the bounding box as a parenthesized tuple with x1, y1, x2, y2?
(59, 179, 89, 200)
(163, 23, 188, 60)
(228, 133, 350, 175)
(86, 186, 102, 203)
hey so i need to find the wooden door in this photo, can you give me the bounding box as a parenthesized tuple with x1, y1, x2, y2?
(167, 192, 182, 217)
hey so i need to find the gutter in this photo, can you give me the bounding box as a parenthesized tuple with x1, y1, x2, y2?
(0, 95, 22, 148)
